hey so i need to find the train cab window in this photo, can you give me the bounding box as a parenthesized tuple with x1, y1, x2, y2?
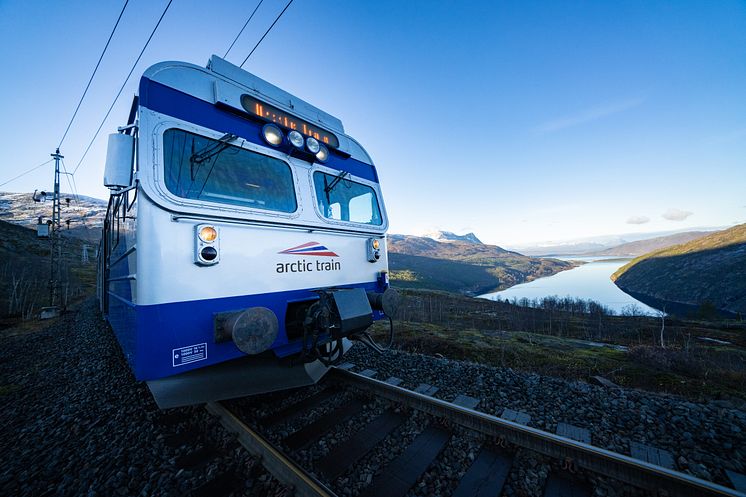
(163, 128, 296, 212)
(313, 171, 382, 225)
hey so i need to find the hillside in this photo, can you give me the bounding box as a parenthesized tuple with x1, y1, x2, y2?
(0, 191, 106, 241)
(612, 224, 746, 316)
(0, 220, 97, 322)
(388, 234, 573, 295)
(592, 231, 711, 256)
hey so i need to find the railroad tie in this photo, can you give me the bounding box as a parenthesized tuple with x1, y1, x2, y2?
(283, 398, 365, 451)
(452, 394, 480, 410)
(451, 446, 512, 497)
(628, 441, 675, 469)
(414, 383, 439, 396)
(358, 425, 451, 497)
(543, 472, 593, 497)
(315, 409, 406, 481)
(337, 362, 356, 371)
(385, 376, 403, 386)
(258, 387, 338, 428)
(359, 369, 377, 378)
(555, 422, 591, 444)
(726, 470, 746, 493)
(500, 408, 531, 426)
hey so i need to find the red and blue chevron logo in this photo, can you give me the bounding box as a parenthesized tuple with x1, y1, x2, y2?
(279, 242, 339, 257)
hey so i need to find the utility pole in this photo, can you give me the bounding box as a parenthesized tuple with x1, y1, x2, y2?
(50, 148, 63, 309)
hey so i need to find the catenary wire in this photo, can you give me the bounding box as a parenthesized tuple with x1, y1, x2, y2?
(58, 0, 130, 149)
(72, 0, 173, 175)
(61, 159, 91, 231)
(223, 0, 265, 59)
(0, 159, 54, 188)
(239, 0, 294, 68)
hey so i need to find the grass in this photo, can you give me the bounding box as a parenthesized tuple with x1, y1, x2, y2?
(374, 322, 746, 401)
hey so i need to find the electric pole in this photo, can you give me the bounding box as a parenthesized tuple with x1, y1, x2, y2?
(50, 148, 63, 309)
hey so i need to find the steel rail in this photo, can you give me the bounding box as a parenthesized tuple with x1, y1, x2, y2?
(330, 368, 745, 497)
(206, 401, 338, 497)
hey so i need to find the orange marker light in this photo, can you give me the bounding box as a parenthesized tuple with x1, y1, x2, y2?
(198, 226, 218, 242)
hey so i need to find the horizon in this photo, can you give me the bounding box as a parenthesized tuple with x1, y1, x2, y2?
(1, 1, 744, 246)
(1, 189, 735, 250)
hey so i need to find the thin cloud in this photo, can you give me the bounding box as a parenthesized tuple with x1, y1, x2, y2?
(536, 97, 644, 133)
(627, 215, 650, 225)
(662, 208, 693, 221)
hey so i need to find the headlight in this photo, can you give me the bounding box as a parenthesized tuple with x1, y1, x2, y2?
(316, 144, 330, 162)
(198, 226, 218, 242)
(200, 246, 218, 261)
(262, 124, 284, 146)
(306, 136, 320, 154)
(288, 130, 304, 148)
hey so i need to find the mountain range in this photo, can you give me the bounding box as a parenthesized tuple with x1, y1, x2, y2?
(593, 231, 711, 257)
(509, 228, 722, 256)
(388, 233, 573, 295)
(0, 191, 106, 241)
(423, 230, 483, 244)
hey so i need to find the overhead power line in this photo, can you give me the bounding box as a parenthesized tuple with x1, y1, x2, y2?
(240, 0, 294, 68)
(223, 0, 265, 59)
(0, 159, 54, 189)
(73, 0, 174, 175)
(58, 0, 130, 149)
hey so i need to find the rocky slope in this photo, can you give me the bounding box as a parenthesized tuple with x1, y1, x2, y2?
(612, 224, 746, 316)
(0, 220, 95, 320)
(388, 234, 573, 295)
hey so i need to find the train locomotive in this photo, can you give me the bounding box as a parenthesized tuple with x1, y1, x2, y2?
(97, 56, 398, 408)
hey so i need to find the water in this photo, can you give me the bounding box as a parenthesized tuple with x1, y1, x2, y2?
(479, 256, 662, 315)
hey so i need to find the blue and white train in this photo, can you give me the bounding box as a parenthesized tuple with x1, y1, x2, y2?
(97, 56, 398, 408)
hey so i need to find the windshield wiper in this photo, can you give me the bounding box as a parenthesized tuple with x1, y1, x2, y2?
(190, 133, 238, 165)
(324, 170, 349, 195)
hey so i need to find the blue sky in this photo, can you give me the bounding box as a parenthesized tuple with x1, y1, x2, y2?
(0, 0, 744, 245)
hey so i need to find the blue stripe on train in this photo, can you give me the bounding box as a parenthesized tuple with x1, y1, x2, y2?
(138, 77, 379, 183)
(108, 281, 382, 381)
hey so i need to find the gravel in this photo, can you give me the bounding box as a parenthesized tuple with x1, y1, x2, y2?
(0, 299, 283, 497)
(3, 301, 744, 496)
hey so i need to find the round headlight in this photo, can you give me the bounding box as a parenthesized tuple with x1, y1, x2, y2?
(200, 246, 218, 261)
(306, 136, 320, 154)
(316, 144, 330, 162)
(288, 130, 304, 148)
(262, 124, 284, 146)
(199, 226, 218, 242)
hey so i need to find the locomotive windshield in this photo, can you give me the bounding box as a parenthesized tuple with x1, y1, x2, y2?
(163, 128, 297, 212)
(313, 171, 382, 225)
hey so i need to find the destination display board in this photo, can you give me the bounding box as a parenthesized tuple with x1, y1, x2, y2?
(241, 94, 339, 148)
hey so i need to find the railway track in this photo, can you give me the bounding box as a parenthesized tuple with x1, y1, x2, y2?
(207, 367, 746, 497)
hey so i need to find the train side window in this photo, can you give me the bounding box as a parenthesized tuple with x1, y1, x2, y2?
(313, 172, 382, 226)
(163, 128, 297, 213)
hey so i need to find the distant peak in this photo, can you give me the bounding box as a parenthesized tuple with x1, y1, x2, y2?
(425, 230, 483, 244)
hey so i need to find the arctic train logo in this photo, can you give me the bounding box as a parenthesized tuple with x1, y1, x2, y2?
(278, 242, 339, 257)
(276, 242, 341, 274)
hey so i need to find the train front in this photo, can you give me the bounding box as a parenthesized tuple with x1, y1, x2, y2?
(101, 56, 398, 408)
